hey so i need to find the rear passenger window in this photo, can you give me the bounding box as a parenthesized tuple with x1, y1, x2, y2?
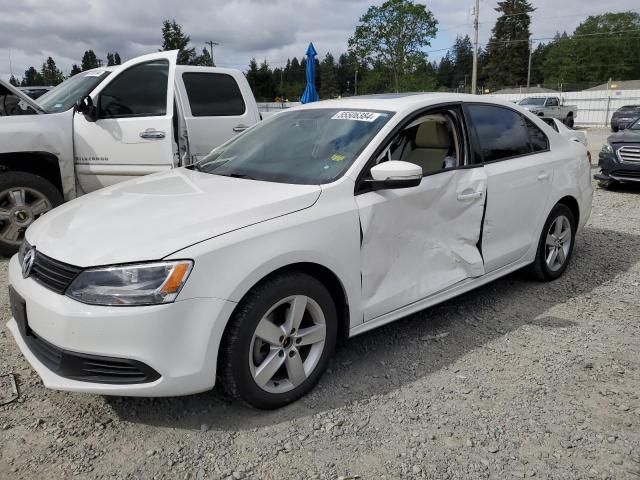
(183, 73, 245, 116)
(525, 118, 549, 152)
(466, 105, 531, 162)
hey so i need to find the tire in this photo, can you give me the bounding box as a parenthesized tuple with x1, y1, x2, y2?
(612, 126, 619, 133)
(219, 272, 338, 409)
(528, 204, 576, 281)
(0, 171, 63, 256)
(564, 116, 574, 128)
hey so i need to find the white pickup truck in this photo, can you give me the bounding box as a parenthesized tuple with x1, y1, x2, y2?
(517, 96, 577, 128)
(0, 51, 261, 254)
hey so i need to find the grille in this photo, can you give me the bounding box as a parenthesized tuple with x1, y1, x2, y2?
(31, 249, 83, 294)
(617, 145, 640, 164)
(611, 169, 640, 179)
(25, 329, 161, 384)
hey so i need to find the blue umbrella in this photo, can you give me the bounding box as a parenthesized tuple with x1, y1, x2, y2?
(300, 42, 319, 104)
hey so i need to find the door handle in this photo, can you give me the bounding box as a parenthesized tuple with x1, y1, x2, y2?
(140, 129, 166, 139)
(233, 125, 249, 132)
(457, 191, 484, 201)
(537, 172, 550, 181)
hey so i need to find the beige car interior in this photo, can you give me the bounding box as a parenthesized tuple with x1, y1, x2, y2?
(377, 112, 461, 176)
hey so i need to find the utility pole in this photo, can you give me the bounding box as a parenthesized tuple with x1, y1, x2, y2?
(354, 62, 359, 96)
(205, 40, 219, 66)
(526, 39, 533, 93)
(471, 0, 479, 95)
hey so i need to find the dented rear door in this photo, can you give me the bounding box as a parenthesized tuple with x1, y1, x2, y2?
(357, 167, 487, 321)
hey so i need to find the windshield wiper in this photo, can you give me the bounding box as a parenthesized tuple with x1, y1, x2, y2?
(216, 172, 255, 180)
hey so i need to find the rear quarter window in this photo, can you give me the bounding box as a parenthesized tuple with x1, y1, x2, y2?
(183, 72, 245, 117)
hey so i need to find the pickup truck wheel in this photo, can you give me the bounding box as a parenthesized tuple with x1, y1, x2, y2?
(527, 204, 576, 281)
(564, 116, 574, 128)
(0, 172, 62, 256)
(219, 272, 337, 409)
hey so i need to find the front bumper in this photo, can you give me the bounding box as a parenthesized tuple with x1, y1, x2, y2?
(596, 151, 640, 183)
(6, 255, 237, 396)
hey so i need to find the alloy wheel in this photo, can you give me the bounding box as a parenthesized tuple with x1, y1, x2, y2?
(0, 187, 52, 247)
(545, 215, 572, 272)
(249, 295, 326, 394)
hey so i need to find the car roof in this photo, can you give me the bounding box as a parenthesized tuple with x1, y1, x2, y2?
(292, 93, 519, 113)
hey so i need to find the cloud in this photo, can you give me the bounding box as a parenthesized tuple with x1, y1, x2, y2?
(0, 0, 637, 80)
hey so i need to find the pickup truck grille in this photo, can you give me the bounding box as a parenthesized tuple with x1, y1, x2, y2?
(617, 146, 640, 164)
(31, 250, 83, 294)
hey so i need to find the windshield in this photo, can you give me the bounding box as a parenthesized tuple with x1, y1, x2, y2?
(37, 70, 111, 113)
(519, 97, 546, 106)
(194, 108, 393, 184)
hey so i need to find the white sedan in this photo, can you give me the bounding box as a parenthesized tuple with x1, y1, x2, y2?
(7, 94, 593, 408)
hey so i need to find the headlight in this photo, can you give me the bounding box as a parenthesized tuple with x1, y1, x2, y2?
(600, 143, 613, 154)
(66, 260, 193, 306)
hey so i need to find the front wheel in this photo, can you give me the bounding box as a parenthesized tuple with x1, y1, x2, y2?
(564, 116, 574, 128)
(0, 172, 63, 256)
(528, 204, 576, 281)
(219, 272, 337, 409)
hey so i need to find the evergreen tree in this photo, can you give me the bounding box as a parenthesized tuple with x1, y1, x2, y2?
(160, 19, 196, 65)
(319, 53, 338, 98)
(106, 52, 116, 66)
(9, 75, 19, 87)
(21, 66, 43, 86)
(336, 54, 356, 95)
(193, 48, 214, 66)
(483, 0, 534, 88)
(114, 52, 122, 65)
(70, 64, 82, 77)
(437, 52, 455, 88)
(81, 50, 100, 71)
(41, 57, 64, 85)
(451, 35, 473, 91)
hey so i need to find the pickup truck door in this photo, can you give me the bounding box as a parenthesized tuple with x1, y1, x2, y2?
(175, 68, 261, 162)
(73, 51, 178, 193)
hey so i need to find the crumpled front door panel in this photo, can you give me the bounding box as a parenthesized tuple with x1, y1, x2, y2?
(357, 167, 487, 321)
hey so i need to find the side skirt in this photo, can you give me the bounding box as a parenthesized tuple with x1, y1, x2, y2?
(348, 258, 531, 338)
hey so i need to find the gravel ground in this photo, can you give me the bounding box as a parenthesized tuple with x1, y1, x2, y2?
(1, 128, 639, 480)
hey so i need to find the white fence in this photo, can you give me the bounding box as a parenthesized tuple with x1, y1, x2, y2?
(491, 89, 640, 127)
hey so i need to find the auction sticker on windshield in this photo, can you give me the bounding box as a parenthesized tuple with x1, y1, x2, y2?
(331, 111, 381, 122)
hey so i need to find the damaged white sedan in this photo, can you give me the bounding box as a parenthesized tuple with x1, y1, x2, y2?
(8, 94, 593, 409)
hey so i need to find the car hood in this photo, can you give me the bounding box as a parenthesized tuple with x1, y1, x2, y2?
(27, 168, 322, 266)
(608, 129, 640, 144)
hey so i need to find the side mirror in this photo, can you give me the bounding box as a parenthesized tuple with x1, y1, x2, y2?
(75, 95, 97, 122)
(366, 161, 422, 190)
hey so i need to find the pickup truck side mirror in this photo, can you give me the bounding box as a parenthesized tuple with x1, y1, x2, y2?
(365, 161, 422, 190)
(75, 95, 98, 122)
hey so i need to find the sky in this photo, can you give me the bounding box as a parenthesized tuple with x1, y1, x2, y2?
(0, 0, 638, 82)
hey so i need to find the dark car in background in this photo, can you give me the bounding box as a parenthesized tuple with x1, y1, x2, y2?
(610, 105, 640, 132)
(17, 86, 52, 99)
(596, 117, 640, 188)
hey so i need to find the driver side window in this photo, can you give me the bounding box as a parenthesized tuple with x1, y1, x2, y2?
(375, 109, 462, 176)
(98, 60, 169, 119)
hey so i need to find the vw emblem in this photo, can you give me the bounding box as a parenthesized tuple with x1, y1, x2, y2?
(22, 248, 35, 279)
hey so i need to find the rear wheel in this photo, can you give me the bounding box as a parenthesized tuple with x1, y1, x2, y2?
(528, 204, 576, 281)
(611, 126, 619, 133)
(0, 172, 62, 256)
(219, 272, 337, 409)
(564, 115, 574, 128)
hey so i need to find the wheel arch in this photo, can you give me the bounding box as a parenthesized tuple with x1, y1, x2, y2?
(557, 195, 580, 227)
(225, 262, 351, 342)
(0, 152, 63, 194)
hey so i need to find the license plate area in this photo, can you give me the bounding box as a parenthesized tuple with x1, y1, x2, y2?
(8, 285, 28, 337)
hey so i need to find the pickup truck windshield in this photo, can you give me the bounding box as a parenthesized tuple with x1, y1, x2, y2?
(195, 108, 392, 184)
(37, 71, 111, 113)
(519, 97, 546, 106)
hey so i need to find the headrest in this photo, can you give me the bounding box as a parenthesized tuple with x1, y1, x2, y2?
(415, 121, 451, 149)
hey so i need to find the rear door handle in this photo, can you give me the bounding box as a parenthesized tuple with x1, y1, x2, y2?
(537, 172, 550, 181)
(233, 124, 249, 132)
(140, 129, 166, 139)
(457, 191, 484, 201)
